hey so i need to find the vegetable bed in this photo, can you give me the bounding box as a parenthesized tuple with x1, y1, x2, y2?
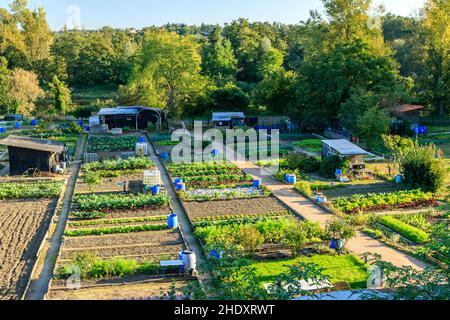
(377, 215, 430, 244)
(74, 193, 169, 211)
(0, 180, 64, 200)
(87, 135, 138, 152)
(332, 189, 437, 214)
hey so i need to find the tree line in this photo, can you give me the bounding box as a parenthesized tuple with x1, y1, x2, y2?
(0, 0, 448, 129)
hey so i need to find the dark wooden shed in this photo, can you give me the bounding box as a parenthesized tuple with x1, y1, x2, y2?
(97, 106, 168, 130)
(0, 135, 68, 176)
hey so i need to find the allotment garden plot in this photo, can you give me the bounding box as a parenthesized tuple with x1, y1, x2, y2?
(49, 156, 192, 300)
(167, 161, 369, 290)
(0, 180, 64, 300)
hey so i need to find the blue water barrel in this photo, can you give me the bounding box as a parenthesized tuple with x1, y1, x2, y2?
(167, 214, 178, 229)
(31, 119, 37, 126)
(138, 136, 145, 143)
(161, 152, 169, 160)
(211, 149, 220, 157)
(414, 127, 420, 135)
(15, 121, 21, 129)
(176, 183, 186, 192)
(78, 120, 83, 127)
(84, 125, 90, 132)
(0, 127, 6, 133)
(253, 179, 262, 188)
(394, 175, 402, 184)
(178, 252, 185, 273)
(330, 239, 344, 250)
(151, 185, 161, 195)
(174, 178, 183, 186)
(210, 250, 223, 259)
(336, 169, 342, 175)
(286, 174, 297, 184)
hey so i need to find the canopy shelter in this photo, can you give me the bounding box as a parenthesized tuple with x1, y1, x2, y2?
(0, 135, 68, 175)
(97, 106, 168, 130)
(322, 139, 371, 158)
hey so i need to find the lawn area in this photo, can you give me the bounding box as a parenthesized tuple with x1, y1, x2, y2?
(250, 254, 369, 289)
(426, 125, 450, 134)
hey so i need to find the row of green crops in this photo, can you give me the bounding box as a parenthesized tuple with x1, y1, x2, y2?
(64, 224, 168, 237)
(0, 181, 64, 199)
(68, 216, 167, 227)
(87, 135, 138, 152)
(75, 193, 170, 211)
(332, 189, 435, 213)
(167, 162, 241, 176)
(193, 212, 294, 227)
(179, 188, 271, 202)
(56, 254, 164, 280)
(377, 216, 430, 244)
(83, 158, 154, 172)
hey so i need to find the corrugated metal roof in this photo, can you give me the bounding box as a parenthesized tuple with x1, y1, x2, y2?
(212, 112, 245, 122)
(322, 139, 370, 156)
(97, 108, 140, 116)
(0, 135, 66, 153)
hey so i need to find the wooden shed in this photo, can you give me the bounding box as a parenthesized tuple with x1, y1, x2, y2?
(97, 106, 168, 130)
(0, 135, 68, 176)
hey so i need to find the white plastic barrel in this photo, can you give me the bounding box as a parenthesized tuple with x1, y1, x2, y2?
(182, 251, 197, 272)
(135, 143, 149, 156)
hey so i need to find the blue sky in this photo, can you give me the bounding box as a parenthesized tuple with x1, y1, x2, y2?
(11, 0, 426, 30)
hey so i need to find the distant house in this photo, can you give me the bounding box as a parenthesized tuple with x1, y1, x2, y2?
(212, 112, 246, 128)
(322, 139, 371, 171)
(389, 104, 424, 122)
(0, 135, 68, 175)
(97, 106, 168, 130)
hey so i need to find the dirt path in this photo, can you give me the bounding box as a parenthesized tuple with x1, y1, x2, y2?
(26, 134, 88, 300)
(232, 160, 428, 270)
(146, 136, 212, 285)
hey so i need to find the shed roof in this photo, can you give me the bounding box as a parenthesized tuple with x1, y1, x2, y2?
(98, 106, 166, 117)
(212, 112, 245, 122)
(0, 135, 66, 153)
(390, 104, 424, 114)
(322, 139, 370, 156)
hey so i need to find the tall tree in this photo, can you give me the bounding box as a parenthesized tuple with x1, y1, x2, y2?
(201, 27, 237, 82)
(7, 68, 44, 115)
(48, 75, 73, 115)
(126, 30, 208, 117)
(420, 0, 449, 116)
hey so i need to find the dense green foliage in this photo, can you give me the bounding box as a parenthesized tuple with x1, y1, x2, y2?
(0, 181, 64, 199)
(400, 144, 447, 193)
(320, 155, 350, 178)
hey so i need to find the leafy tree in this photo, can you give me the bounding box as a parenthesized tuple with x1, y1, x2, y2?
(295, 40, 399, 123)
(205, 83, 250, 114)
(126, 30, 208, 117)
(256, 39, 284, 80)
(382, 134, 415, 171)
(0, 56, 10, 113)
(419, 0, 449, 116)
(48, 75, 74, 115)
(356, 106, 391, 150)
(201, 27, 237, 82)
(256, 70, 298, 115)
(400, 143, 447, 193)
(6, 68, 44, 115)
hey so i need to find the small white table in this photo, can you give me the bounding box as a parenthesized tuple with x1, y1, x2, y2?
(160, 260, 184, 276)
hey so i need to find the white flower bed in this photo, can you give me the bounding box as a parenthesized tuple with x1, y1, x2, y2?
(184, 187, 265, 201)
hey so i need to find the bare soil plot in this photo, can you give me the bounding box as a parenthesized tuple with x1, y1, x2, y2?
(75, 172, 143, 194)
(184, 196, 291, 221)
(63, 229, 182, 249)
(48, 278, 193, 300)
(0, 199, 57, 300)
